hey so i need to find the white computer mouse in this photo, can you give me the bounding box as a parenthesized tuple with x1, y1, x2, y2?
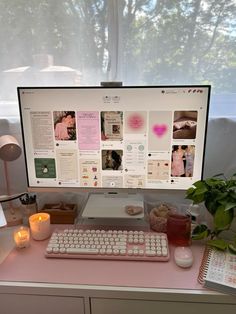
(174, 246, 193, 268)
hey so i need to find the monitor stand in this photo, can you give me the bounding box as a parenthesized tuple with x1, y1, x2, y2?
(78, 192, 149, 230)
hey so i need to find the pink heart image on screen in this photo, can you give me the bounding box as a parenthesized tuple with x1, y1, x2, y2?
(152, 124, 168, 137)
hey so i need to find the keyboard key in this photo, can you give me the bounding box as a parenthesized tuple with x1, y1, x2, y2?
(146, 250, 156, 256)
(66, 248, 99, 254)
(46, 247, 53, 253)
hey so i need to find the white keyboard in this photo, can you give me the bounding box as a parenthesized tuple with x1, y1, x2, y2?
(45, 228, 170, 262)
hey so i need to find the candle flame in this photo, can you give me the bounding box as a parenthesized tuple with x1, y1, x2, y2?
(39, 216, 42, 221)
(18, 231, 22, 238)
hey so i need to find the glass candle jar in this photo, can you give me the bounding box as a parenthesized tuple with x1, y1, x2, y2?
(29, 212, 51, 240)
(13, 226, 30, 248)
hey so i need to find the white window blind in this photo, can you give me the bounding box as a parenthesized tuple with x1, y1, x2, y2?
(0, 0, 235, 117)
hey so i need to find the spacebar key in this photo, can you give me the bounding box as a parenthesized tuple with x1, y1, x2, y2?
(66, 248, 99, 255)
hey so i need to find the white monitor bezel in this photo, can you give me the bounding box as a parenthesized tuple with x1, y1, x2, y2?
(18, 85, 211, 192)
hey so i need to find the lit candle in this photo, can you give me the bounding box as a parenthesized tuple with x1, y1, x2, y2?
(14, 226, 30, 248)
(29, 212, 51, 240)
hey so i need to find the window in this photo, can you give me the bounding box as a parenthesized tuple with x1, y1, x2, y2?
(0, 0, 235, 117)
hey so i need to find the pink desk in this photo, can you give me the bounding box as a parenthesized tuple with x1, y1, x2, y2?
(0, 226, 204, 290)
(1, 226, 236, 314)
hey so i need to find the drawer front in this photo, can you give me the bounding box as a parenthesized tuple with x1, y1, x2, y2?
(0, 294, 84, 314)
(91, 298, 236, 314)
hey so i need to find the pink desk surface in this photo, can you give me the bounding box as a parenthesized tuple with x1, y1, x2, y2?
(0, 226, 205, 291)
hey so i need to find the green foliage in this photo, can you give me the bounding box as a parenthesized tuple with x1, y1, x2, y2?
(192, 224, 210, 240)
(228, 243, 236, 254)
(207, 239, 229, 251)
(214, 205, 233, 231)
(186, 174, 236, 252)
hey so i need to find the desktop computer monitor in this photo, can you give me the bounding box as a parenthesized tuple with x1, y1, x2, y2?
(18, 86, 210, 219)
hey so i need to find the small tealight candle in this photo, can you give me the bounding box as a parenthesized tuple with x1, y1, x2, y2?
(29, 213, 51, 240)
(14, 226, 30, 248)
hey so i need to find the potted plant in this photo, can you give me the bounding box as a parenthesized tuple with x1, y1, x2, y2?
(185, 174, 236, 253)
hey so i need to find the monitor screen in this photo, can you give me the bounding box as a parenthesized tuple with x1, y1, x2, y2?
(18, 86, 210, 191)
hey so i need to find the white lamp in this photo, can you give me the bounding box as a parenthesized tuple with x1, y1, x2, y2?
(0, 135, 23, 226)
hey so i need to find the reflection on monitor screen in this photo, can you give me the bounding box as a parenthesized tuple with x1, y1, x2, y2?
(18, 86, 210, 191)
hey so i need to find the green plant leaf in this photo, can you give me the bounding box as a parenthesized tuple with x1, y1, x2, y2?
(192, 193, 207, 204)
(185, 187, 195, 197)
(229, 190, 236, 200)
(205, 178, 225, 188)
(214, 192, 228, 201)
(192, 224, 210, 240)
(212, 173, 224, 177)
(185, 186, 207, 204)
(193, 180, 207, 189)
(218, 201, 236, 211)
(194, 186, 208, 196)
(226, 179, 236, 188)
(228, 243, 236, 255)
(205, 197, 218, 215)
(213, 205, 234, 231)
(212, 173, 225, 178)
(207, 239, 228, 251)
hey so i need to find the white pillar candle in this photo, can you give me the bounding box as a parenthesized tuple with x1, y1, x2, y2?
(29, 213, 51, 240)
(14, 226, 30, 248)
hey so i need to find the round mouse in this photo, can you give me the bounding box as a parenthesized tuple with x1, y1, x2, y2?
(174, 246, 193, 268)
